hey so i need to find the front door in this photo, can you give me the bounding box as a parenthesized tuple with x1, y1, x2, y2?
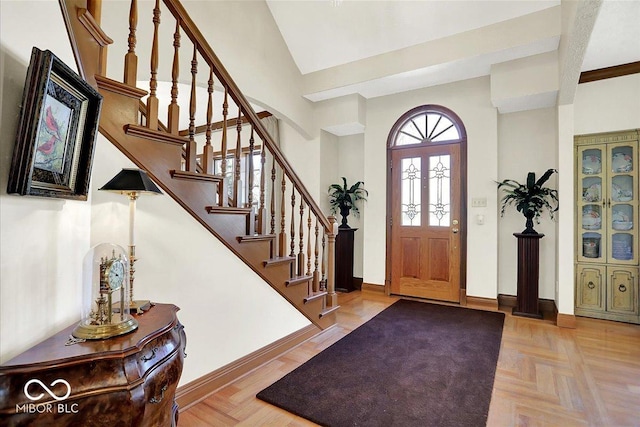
(387, 106, 465, 302)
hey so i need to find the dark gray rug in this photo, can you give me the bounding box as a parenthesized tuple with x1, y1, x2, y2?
(257, 299, 505, 427)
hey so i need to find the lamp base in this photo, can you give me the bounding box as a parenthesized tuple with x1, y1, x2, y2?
(114, 300, 151, 314)
(130, 299, 151, 314)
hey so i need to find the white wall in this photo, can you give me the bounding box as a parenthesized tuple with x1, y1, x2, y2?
(364, 76, 499, 299)
(574, 74, 640, 135)
(497, 107, 558, 299)
(90, 138, 310, 385)
(0, 0, 91, 363)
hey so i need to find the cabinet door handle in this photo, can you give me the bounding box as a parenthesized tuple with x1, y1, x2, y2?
(141, 347, 158, 362)
(149, 384, 168, 404)
(587, 281, 595, 290)
(618, 284, 627, 293)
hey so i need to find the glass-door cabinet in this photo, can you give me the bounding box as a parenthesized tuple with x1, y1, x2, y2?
(575, 130, 639, 324)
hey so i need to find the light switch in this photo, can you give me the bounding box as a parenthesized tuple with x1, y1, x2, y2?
(472, 197, 487, 207)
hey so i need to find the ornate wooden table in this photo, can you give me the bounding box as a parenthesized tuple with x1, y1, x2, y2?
(0, 303, 186, 426)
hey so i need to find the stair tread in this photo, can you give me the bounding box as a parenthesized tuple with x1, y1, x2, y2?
(304, 291, 328, 304)
(320, 305, 341, 318)
(237, 234, 276, 243)
(285, 275, 313, 287)
(95, 75, 148, 98)
(263, 256, 296, 268)
(171, 170, 224, 183)
(125, 124, 187, 146)
(206, 206, 253, 214)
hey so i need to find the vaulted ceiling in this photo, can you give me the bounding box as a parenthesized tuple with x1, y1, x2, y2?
(266, 0, 640, 104)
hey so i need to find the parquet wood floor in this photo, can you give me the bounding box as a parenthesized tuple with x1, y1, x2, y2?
(179, 289, 640, 426)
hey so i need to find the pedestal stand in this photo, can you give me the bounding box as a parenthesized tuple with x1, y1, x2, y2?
(336, 227, 357, 292)
(513, 232, 544, 319)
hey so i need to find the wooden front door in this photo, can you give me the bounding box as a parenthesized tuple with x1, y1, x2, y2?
(389, 140, 462, 302)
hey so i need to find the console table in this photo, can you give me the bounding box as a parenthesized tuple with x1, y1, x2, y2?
(0, 303, 186, 426)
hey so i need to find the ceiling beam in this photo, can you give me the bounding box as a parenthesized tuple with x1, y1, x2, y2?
(579, 61, 640, 84)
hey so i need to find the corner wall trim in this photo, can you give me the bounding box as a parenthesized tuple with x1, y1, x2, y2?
(362, 282, 385, 293)
(466, 296, 498, 310)
(497, 294, 556, 317)
(175, 323, 320, 411)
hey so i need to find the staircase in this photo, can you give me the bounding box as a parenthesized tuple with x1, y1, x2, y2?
(60, 0, 339, 329)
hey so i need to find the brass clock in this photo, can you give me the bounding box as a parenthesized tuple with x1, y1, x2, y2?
(73, 244, 138, 339)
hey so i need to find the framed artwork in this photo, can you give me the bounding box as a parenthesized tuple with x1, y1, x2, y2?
(7, 47, 103, 200)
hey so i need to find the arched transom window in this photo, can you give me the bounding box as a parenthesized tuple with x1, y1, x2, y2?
(390, 105, 465, 147)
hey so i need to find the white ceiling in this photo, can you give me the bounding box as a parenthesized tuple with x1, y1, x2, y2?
(266, 0, 640, 102)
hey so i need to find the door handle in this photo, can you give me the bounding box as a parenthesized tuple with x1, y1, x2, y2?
(452, 228, 459, 234)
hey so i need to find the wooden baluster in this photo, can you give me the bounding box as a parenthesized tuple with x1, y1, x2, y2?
(290, 187, 296, 259)
(87, 0, 102, 24)
(298, 198, 305, 276)
(203, 68, 214, 175)
(321, 231, 326, 291)
(185, 45, 197, 172)
(257, 137, 267, 234)
(167, 19, 180, 134)
(88, 0, 107, 75)
(123, 0, 138, 85)
(221, 88, 228, 177)
(326, 215, 338, 306)
(278, 174, 287, 257)
(233, 109, 242, 207)
(270, 161, 276, 235)
(147, 0, 160, 130)
(306, 208, 312, 277)
(313, 217, 320, 292)
(248, 126, 255, 208)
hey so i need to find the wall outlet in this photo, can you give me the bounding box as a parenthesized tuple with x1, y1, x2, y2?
(471, 197, 487, 207)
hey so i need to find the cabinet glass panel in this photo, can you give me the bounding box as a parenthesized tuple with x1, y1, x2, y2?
(582, 149, 602, 174)
(611, 233, 633, 261)
(582, 205, 602, 230)
(612, 204, 633, 231)
(611, 146, 633, 173)
(582, 232, 602, 259)
(582, 176, 602, 202)
(611, 175, 633, 202)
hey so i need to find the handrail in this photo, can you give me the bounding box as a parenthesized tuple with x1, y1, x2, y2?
(161, 0, 331, 233)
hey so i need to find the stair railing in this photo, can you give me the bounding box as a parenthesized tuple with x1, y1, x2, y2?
(100, 0, 338, 305)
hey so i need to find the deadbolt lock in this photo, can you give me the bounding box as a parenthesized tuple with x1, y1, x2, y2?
(452, 219, 459, 225)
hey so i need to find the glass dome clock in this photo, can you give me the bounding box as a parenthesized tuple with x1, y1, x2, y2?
(73, 243, 138, 339)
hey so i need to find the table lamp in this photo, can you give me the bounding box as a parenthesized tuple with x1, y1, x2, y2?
(99, 168, 163, 313)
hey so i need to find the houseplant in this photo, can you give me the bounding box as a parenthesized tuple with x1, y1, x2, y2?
(497, 168, 559, 235)
(328, 177, 368, 228)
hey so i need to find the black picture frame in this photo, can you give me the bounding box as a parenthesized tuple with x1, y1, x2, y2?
(7, 47, 102, 200)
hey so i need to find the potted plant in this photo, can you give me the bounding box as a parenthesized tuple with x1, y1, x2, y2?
(497, 168, 559, 235)
(328, 177, 368, 228)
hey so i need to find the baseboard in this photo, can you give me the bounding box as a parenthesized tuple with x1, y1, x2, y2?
(466, 296, 499, 310)
(497, 294, 557, 317)
(556, 313, 577, 329)
(361, 282, 385, 293)
(175, 323, 320, 411)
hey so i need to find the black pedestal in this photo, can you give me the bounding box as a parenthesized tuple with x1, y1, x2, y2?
(336, 227, 357, 292)
(512, 233, 544, 319)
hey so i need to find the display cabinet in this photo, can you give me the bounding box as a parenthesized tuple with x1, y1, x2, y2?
(575, 130, 639, 324)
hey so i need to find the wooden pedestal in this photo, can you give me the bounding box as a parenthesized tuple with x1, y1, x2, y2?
(513, 233, 544, 319)
(336, 227, 358, 293)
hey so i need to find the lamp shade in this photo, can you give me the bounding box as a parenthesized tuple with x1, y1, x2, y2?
(99, 169, 163, 195)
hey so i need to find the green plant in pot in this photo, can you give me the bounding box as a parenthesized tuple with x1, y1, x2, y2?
(497, 168, 559, 235)
(328, 177, 368, 229)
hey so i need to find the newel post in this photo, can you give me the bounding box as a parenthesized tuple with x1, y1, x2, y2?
(326, 215, 338, 307)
